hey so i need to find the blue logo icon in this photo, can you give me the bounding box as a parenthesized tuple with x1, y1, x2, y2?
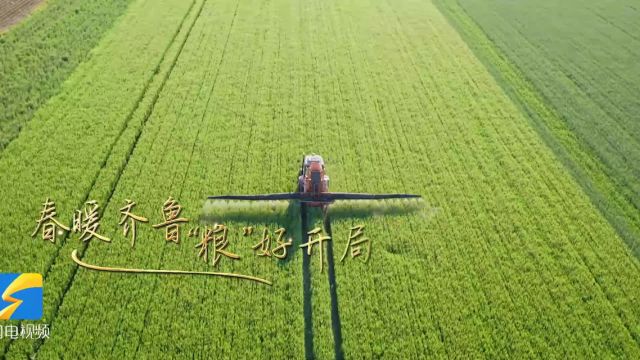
(0, 273, 43, 320)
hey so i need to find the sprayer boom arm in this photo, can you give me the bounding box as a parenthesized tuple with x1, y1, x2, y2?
(208, 192, 421, 203)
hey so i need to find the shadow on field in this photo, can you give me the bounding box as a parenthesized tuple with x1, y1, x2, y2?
(198, 199, 303, 263)
(199, 198, 428, 223)
(198, 197, 428, 359)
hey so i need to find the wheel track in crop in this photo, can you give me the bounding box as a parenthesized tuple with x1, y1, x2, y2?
(57, 0, 238, 352)
(298, 203, 344, 360)
(104, 20, 215, 352)
(7, 0, 203, 353)
(433, 0, 640, 261)
(427, 4, 638, 351)
(591, 11, 640, 42)
(313, 0, 640, 355)
(5, 0, 639, 357)
(42, 0, 202, 353)
(107, 2, 218, 354)
(322, 0, 447, 354)
(336, 0, 522, 352)
(303, 2, 351, 356)
(0, 0, 134, 154)
(434, 0, 640, 350)
(305, 5, 350, 356)
(128, 0, 240, 356)
(497, 10, 640, 167)
(36, 1, 294, 356)
(0, 1, 202, 358)
(222, 0, 271, 200)
(314, 2, 440, 358)
(322, 213, 345, 360)
(0, 0, 43, 31)
(63, 26, 198, 354)
(300, 204, 315, 359)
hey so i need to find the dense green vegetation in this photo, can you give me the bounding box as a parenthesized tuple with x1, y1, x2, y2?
(0, 0, 197, 356)
(436, 0, 640, 256)
(0, 0, 638, 358)
(0, 0, 132, 150)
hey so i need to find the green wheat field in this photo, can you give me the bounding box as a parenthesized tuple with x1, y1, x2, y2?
(0, 0, 638, 358)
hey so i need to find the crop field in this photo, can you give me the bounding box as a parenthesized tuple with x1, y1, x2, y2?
(0, 0, 43, 31)
(436, 0, 640, 256)
(0, 0, 132, 149)
(0, 0, 638, 359)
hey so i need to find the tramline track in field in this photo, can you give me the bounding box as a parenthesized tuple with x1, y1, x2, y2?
(299, 203, 345, 360)
(0, 0, 42, 31)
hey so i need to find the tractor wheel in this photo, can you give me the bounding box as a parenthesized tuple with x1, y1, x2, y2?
(298, 155, 305, 176)
(297, 176, 304, 192)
